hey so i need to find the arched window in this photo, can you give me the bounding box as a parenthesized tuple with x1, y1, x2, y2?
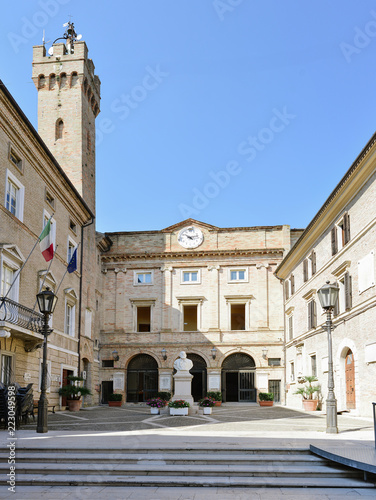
(87, 87, 92, 101)
(38, 75, 46, 89)
(56, 119, 64, 140)
(60, 73, 67, 89)
(71, 72, 78, 87)
(49, 74, 56, 90)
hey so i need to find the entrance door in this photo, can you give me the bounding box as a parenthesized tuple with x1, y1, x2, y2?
(61, 369, 74, 407)
(222, 353, 256, 402)
(127, 354, 158, 402)
(345, 349, 356, 409)
(102, 381, 113, 404)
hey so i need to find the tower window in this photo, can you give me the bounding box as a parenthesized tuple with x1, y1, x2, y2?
(83, 78, 88, 94)
(49, 74, 56, 90)
(60, 73, 67, 89)
(38, 75, 46, 89)
(56, 119, 64, 140)
(71, 72, 78, 87)
(87, 132, 91, 152)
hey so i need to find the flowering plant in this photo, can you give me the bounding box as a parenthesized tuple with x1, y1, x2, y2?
(168, 399, 190, 408)
(198, 397, 215, 407)
(147, 397, 167, 408)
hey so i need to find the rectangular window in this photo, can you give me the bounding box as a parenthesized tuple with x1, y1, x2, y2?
(1, 265, 14, 297)
(303, 251, 316, 282)
(102, 360, 114, 368)
(134, 271, 153, 285)
(65, 303, 75, 336)
(5, 170, 24, 221)
(183, 305, 197, 331)
(290, 362, 295, 382)
(308, 300, 317, 330)
(183, 271, 198, 283)
(45, 190, 55, 209)
(10, 149, 22, 171)
(268, 358, 281, 366)
(229, 269, 246, 282)
(69, 219, 77, 234)
(231, 304, 246, 330)
(1, 354, 12, 385)
(310, 355, 317, 377)
(332, 213, 350, 256)
(288, 315, 293, 341)
(137, 306, 151, 332)
(67, 239, 77, 263)
(268, 380, 281, 403)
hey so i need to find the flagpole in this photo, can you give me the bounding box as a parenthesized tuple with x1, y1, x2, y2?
(0, 214, 55, 309)
(55, 242, 81, 296)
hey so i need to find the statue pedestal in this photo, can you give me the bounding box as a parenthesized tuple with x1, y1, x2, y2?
(172, 371, 194, 408)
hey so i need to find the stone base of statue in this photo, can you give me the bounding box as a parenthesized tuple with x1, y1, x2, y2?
(172, 371, 194, 409)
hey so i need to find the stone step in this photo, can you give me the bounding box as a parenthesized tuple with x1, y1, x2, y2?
(7, 473, 375, 488)
(0, 462, 360, 478)
(0, 451, 328, 465)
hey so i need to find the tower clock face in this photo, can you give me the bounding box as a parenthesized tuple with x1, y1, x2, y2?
(178, 226, 204, 249)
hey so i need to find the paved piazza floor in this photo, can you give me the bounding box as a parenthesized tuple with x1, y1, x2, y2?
(2, 404, 376, 499)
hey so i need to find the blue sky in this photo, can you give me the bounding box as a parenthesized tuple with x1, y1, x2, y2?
(2, 1, 376, 232)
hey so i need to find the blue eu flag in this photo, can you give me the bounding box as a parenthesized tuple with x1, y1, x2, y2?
(67, 248, 77, 273)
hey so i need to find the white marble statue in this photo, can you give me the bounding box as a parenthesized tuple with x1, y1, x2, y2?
(173, 351, 193, 372)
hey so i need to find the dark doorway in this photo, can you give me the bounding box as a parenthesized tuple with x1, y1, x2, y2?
(61, 369, 74, 407)
(127, 354, 158, 402)
(222, 353, 256, 402)
(187, 353, 207, 401)
(101, 381, 113, 404)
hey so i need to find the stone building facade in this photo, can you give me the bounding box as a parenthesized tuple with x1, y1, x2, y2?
(99, 220, 300, 404)
(276, 132, 376, 418)
(0, 78, 94, 405)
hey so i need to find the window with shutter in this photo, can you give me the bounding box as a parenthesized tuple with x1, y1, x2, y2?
(343, 213, 350, 245)
(285, 281, 290, 300)
(288, 315, 293, 340)
(311, 300, 317, 328)
(311, 251, 316, 275)
(345, 272, 352, 310)
(290, 274, 295, 294)
(331, 227, 338, 256)
(303, 259, 308, 282)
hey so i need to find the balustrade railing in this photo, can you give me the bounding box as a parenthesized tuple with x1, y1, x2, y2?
(0, 297, 43, 333)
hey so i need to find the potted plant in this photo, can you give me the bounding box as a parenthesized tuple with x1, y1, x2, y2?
(58, 376, 92, 411)
(294, 375, 321, 411)
(147, 397, 167, 414)
(168, 399, 190, 416)
(157, 391, 171, 402)
(198, 397, 215, 414)
(108, 393, 123, 407)
(207, 391, 222, 406)
(258, 392, 274, 407)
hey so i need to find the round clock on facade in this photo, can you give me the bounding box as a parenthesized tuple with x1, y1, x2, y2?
(178, 226, 204, 249)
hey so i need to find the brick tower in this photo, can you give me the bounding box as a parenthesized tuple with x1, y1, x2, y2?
(32, 23, 100, 212)
(32, 24, 101, 403)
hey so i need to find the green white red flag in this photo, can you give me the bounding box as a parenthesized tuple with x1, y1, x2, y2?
(39, 220, 55, 262)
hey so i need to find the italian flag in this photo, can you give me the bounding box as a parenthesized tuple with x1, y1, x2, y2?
(39, 220, 55, 262)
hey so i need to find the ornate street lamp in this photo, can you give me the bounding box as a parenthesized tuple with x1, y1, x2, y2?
(36, 288, 58, 433)
(112, 349, 119, 361)
(317, 281, 339, 434)
(262, 347, 268, 359)
(211, 347, 217, 360)
(161, 348, 167, 361)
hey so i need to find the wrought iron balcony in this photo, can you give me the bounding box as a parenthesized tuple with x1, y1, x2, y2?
(0, 297, 43, 333)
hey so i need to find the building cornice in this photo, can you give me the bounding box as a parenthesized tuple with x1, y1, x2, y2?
(101, 248, 284, 262)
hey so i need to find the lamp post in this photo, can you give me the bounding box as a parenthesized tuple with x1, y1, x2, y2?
(317, 281, 339, 434)
(36, 288, 57, 433)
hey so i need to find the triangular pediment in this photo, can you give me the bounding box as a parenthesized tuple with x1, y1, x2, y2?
(162, 219, 219, 233)
(0, 244, 26, 265)
(64, 287, 78, 300)
(38, 270, 58, 288)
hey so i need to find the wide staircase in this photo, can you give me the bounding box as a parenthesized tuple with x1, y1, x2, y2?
(0, 446, 375, 488)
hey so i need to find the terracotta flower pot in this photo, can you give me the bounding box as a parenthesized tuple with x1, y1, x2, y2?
(303, 399, 319, 411)
(67, 399, 82, 412)
(259, 401, 273, 407)
(108, 401, 122, 407)
(214, 401, 222, 407)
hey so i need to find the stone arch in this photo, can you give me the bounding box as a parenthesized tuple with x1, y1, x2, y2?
(126, 353, 158, 403)
(38, 75, 46, 89)
(336, 338, 359, 411)
(221, 352, 256, 402)
(55, 119, 64, 140)
(71, 72, 78, 87)
(60, 73, 67, 89)
(49, 74, 56, 90)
